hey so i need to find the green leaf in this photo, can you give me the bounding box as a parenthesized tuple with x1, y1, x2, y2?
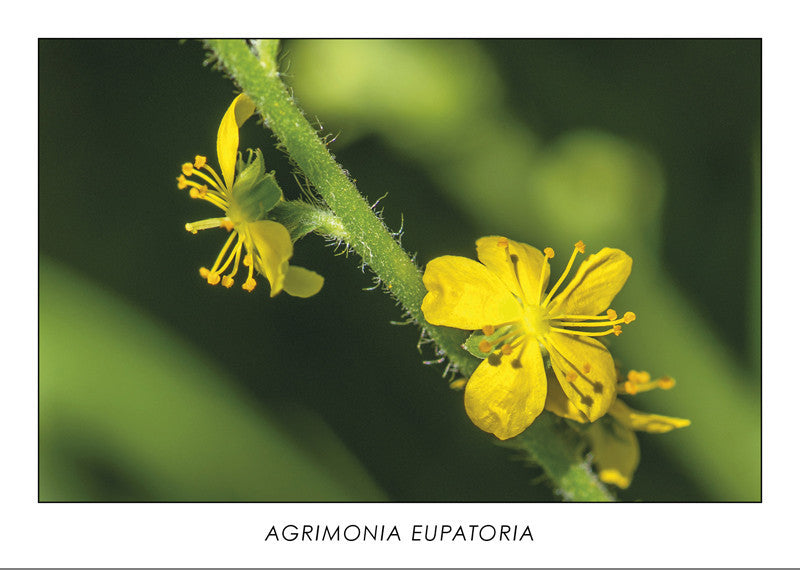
(39, 257, 386, 501)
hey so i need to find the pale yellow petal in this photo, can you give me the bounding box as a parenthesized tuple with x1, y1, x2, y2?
(547, 247, 632, 318)
(475, 236, 550, 306)
(543, 369, 589, 423)
(585, 420, 639, 489)
(609, 399, 691, 434)
(463, 340, 547, 440)
(545, 332, 617, 421)
(247, 220, 293, 297)
(422, 255, 523, 330)
(216, 94, 257, 190)
(283, 266, 324, 298)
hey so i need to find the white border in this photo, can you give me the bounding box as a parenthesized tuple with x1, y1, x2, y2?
(9, 1, 798, 566)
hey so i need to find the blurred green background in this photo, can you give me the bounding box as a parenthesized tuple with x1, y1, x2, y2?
(39, 39, 760, 501)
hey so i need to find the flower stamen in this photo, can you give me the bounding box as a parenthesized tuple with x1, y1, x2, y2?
(549, 325, 620, 337)
(242, 256, 257, 292)
(619, 370, 676, 395)
(207, 231, 238, 276)
(542, 241, 585, 307)
(185, 217, 231, 234)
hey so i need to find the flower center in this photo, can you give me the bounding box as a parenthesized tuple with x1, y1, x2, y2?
(522, 304, 550, 337)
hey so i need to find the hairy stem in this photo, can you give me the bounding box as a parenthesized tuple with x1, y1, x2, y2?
(205, 39, 613, 501)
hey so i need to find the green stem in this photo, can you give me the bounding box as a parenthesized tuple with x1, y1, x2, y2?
(205, 39, 613, 502)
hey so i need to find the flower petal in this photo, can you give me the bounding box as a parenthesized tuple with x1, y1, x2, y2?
(463, 340, 547, 440)
(247, 220, 293, 297)
(543, 369, 589, 423)
(585, 419, 639, 489)
(217, 94, 257, 190)
(547, 247, 632, 318)
(476, 236, 550, 305)
(422, 255, 523, 330)
(545, 332, 617, 421)
(609, 399, 691, 434)
(283, 266, 324, 298)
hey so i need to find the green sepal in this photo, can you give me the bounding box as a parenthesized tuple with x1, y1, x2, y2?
(464, 331, 488, 359)
(234, 148, 265, 193)
(463, 327, 508, 359)
(231, 148, 283, 222)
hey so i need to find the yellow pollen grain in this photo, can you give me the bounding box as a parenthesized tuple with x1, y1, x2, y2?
(544, 247, 555, 259)
(582, 363, 591, 374)
(221, 275, 234, 288)
(501, 344, 513, 356)
(478, 340, 492, 353)
(194, 155, 207, 169)
(497, 237, 509, 248)
(628, 370, 651, 384)
(607, 309, 618, 320)
(574, 240, 586, 254)
(658, 376, 676, 390)
(482, 324, 496, 336)
(623, 311, 636, 324)
(181, 163, 194, 176)
(242, 278, 256, 292)
(624, 380, 639, 395)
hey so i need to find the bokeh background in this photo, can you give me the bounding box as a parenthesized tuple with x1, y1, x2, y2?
(39, 39, 760, 501)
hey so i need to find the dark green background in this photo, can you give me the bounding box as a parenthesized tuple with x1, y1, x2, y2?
(39, 39, 760, 501)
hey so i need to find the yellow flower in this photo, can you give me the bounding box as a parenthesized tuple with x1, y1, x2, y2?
(177, 94, 323, 298)
(422, 236, 635, 440)
(583, 370, 691, 489)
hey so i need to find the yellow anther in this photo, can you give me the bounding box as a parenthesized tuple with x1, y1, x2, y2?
(624, 380, 639, 395)
(185, 223, 198, 235)
(221, 275, 234, 288)
(497, 237, 509, 248)
(627, 370, 651, 384)
(623, 311, 636, 324)
(176, 175, 188, 189)
(181, 163, 194, 177)
(478, 340, 492, 353)
(544, 247, 555, 259)
(482, 324, 495, 336)
(574, 240, 586, 254)
(606, 309, 618, 320)
(242, 278, 257, 292)
(501, 344, 513, 356)
(658, 376, 676, 390)
(566, 371, 578, 382)
(582, 363, 591, 374)
(612, 325, 622, 336)
(199, 267, 210, 279)
(194, 155, 207, 169)
(449, 378, 468, 391)
(243, 254, 253, 267)
(206, 272, 221, 286)
(189, 188, 201, 199)
(221, 220, 234, 231)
